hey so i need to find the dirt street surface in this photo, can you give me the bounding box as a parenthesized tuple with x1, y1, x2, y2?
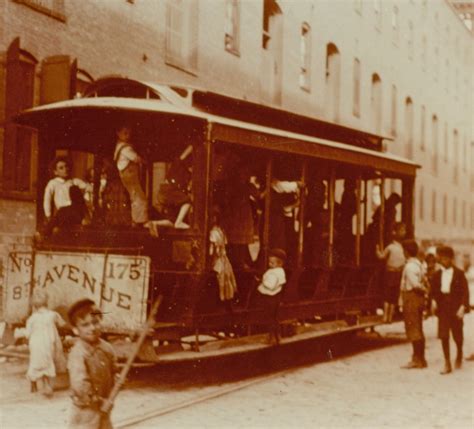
(1, 316, 473, 429)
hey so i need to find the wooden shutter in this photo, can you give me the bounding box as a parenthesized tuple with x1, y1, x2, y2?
(40, 55, 72, 105)
(165, 0, 183, 66)
(4, 38, 36, 192)
(186, 0, 199, 70)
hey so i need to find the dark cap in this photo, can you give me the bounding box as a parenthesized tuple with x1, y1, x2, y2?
(269, 248, 287, 263)
(402, 239, 418, 258)
(437, 246, 454, 259)
(67, 298, 97, 326)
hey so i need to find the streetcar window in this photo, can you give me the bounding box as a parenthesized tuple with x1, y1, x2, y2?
(304, 163, 330, 268)
(269, 156, 304, 267)
(334, 176, 357, 266)
(153, 145, 193, 229)
(211, 144, 266, 270)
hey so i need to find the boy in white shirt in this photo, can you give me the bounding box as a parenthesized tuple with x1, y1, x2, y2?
(253, 248, 287, 342)
(43, 157, 87, 221)
(257, 248, 287, 297)
(376, 222, 406, 323)
(400, 240, 428, 369)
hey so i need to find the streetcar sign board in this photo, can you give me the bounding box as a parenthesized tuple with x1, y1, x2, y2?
(4, 251, 150, 332)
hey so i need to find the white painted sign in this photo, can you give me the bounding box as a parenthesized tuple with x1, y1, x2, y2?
(3, 252, 32, 324)
(4, 251, 150, 332)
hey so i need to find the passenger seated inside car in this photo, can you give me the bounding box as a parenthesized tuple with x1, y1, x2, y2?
(252, 248, 287, 312)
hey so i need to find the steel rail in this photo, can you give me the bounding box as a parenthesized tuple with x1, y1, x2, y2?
(115, 369, 289, 428)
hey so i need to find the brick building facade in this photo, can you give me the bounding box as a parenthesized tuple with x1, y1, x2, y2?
(0, 0, 473, 292)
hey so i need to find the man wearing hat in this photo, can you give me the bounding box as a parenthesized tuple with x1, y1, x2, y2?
(430, 246, 470, 374)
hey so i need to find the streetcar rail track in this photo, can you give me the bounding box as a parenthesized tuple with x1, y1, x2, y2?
(115, 369, 289, 428)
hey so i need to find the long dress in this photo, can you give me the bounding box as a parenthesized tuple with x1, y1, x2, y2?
(26, 308, 66, 381)
(210, 226, 237, 301)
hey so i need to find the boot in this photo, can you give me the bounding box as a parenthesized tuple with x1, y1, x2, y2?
(440, 361, 452, 375)
(418, 339, 427, 368)
(455, 350, 463, 369)
(30, 381, 38, 393)
(383, 302, 390, 323)
(440, 338, 451, 374)
(387, 303, 395, 323)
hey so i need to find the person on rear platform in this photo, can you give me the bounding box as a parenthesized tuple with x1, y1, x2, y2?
(400, 240, 428, 369)
(376, 222, 406, 323)
(67, 299, 117, 429)
(114, 126, 149, 228)
(430, 246, 470, 375)
(42, 157, 87, 237)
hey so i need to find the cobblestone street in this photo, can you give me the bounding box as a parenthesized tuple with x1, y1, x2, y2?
(1, 315, 473, 429)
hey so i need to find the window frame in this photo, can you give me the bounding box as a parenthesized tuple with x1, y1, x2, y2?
(224, 0, 240, 56)
(165, 0, 199, 75)
(352, 58, 361, 117)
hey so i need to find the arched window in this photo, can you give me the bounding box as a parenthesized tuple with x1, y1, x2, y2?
(408, 21, 414, 59)
(431, 115, 438, 174)
(325, 43, 341, 122)
(165, 0, 199, 72)
(392, 6, 399, 44)
(370, 73, 382, 134)
(419, 186, 424, 221)
(404, 97, 414, 159)
(420, 105, 426, 151)
(431, 190, 437, 223)
(299, 22, 311, 91)
(421, 35, 427, 70)
(225, 0, 240, 54)
(353, 58, 361, 117)
(390, 84, 397, 136)
(453, 198, 457, 226)
(443, 194, 447, 225)
(453, 130, 459, 184)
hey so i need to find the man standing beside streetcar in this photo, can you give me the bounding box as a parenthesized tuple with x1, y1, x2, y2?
(430, 246, 470, 375)
(400, 240, 428, 369)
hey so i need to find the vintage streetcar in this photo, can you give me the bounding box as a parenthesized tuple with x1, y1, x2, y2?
(4, 77, 418, 362)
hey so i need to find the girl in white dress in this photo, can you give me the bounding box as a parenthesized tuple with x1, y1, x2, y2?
(26, 289, 66, 397)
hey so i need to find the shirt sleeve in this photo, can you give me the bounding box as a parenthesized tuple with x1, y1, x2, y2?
(72, 178, 88, 190)
(43, 180, 54, 218)
(272, 181, 298, 194)
(54, 312, 67, 328)
(460, 271, 470, 312)
(121, 145, 139, 163)
(25, 315, 33, 339)
(376, 244, 391, 260)
(261, 271, 279, 292)
(405, 263, 423, 290)
(68, 346, 97, 407)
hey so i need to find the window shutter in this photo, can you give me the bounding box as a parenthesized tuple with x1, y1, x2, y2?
(4, 38, 36, 192)
(40, 55, 72, 104)
(186, 0, 199, 70)
(5, 38, 23, 118)
(166, 0, 183, 66)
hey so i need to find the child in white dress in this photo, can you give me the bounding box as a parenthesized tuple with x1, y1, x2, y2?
(25, 289, 66, 397)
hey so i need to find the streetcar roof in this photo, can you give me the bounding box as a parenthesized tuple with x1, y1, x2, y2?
(15, 97, 419, 176)
(83, 76, 393, 145)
